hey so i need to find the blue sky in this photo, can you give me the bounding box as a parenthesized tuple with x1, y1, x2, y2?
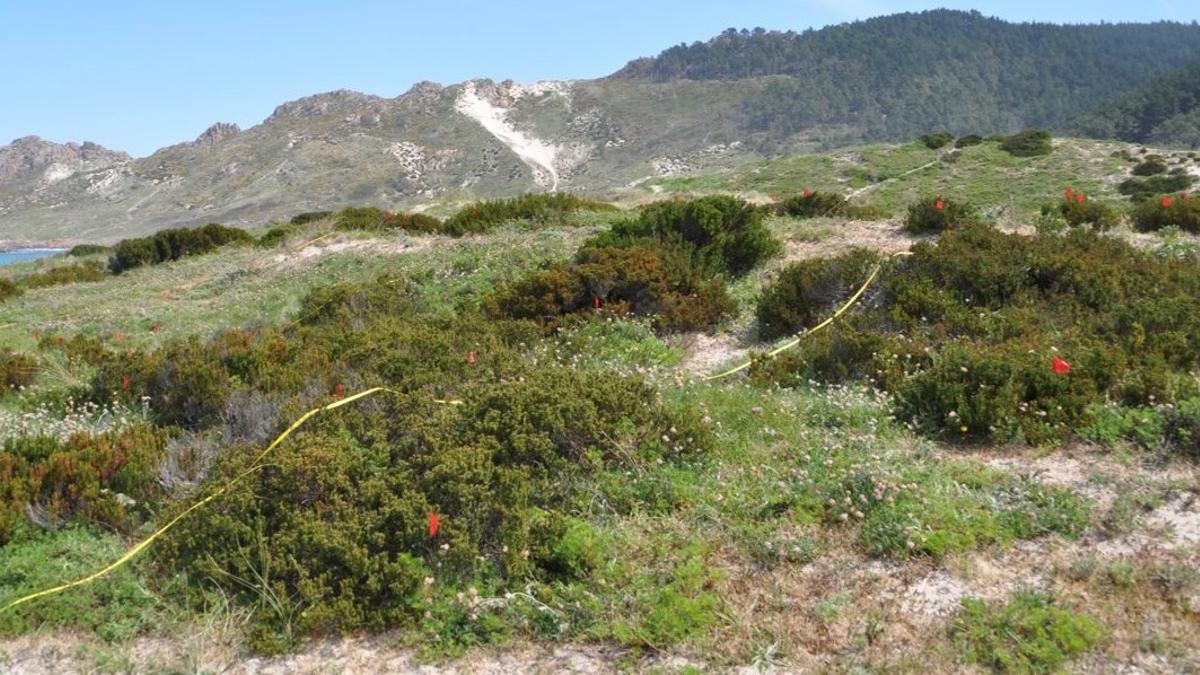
(2, 1, 1197, 156)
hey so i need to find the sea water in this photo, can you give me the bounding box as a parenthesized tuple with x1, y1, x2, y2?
(0, 249, 65, 267)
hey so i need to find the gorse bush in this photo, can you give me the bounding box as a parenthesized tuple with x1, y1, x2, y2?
(0, 278, 21, 303)
(289, 211, 332, 226)
(334, 207, 443, 234)
(22, 262, 107, 288)
(774, 191, 880, 220)
(589, 196, 782, 276)
(752, 226, 1200, 443)
(1131, 193, 1200, 233)
(484, 245, 735, 333)
(999, 129, 1052, 157)
(0, 426, 167, 545)
(955, 134, 984, 148)
(108, 223, 254, 274)
(919, 131, 954, 149)
(903, 196, 981, 234)
(1, 348, 37, 393)
(1132, 157, 1168, 176)
(1050, 190, 1121, 230)
(442, 193, 616, 236)
(755, 249, 880, 340)
(66, 244, 110, 257)
(1117, 173, 1193, 202)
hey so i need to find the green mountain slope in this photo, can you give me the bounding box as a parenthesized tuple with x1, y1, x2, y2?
(1065, 60, 1200, 147)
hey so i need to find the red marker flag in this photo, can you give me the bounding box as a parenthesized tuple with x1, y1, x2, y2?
(1075, 193, 1085, 203)
(1064, 187, 1074, 200)
(334, 383, 345, 399)
(121, 376, 131, 391)
(467, 350, 476, 364)
(1161, 195, 1175, 208)
(428, 511, 440, 538)
(802, 188, 813, 198)
(593, 296, 604, 309)
(934, 199, 945, 211)
(1052, 357, 1072, 376)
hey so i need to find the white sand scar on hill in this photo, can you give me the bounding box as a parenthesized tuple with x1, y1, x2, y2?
(455, 81, 562, 190)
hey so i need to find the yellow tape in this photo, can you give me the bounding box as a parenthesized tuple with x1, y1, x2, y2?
(1, 386, 461, 614)
(703, 251, 913, 381)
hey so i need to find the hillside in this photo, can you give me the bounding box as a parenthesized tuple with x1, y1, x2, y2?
(5, 10, 1200, 243)
(1066, 60, 1200, 147)
(2, 140, 1200, 671)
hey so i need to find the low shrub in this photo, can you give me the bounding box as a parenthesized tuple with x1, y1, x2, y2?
(1050, 191, 1121, 231)
(1117, 174, 1193, 202)
(289, 211, 332, 226)
(1163, 397, 1200, 460)
(589, 196, 782, 276)
(334, 207, 443, 234)
(66, 244, 110, 257)
(1131, 194, 1200, 233)
(334, 206, 386, 231)
(999, 129, 1052, 157)
(0, 425, 168, 545)
(22, 262, 106, 288)
(903, 196, 981, 234)
(952, 591, 1104, 673)
(1, 349, 37, 392)
(257, 225, 295, 248)
(756, 249, 880, 340)
(108, 223, 254, 274)
(152, 367, 710, 640)
(442, 193, 616, 236)
(0, 278, 21, 303)
(485, 245, 735, 333)
(918, 132, 954, 150)
(1132, 157, 1168, 176)
(955, 134, 984, 148)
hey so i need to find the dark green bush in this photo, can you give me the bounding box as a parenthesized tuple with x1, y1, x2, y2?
(776, 191, 845, 218)
(752, 225, 1200, 444)
(66, 244, 110, 257)
(590, 196, 782, 276)
(1132, 157, 1168, 176)
(0, 426, 167, 545)
(1051, 194, 1121, 231)
(903, 196, 981, 234)
(108, 224, 253, 274)
(386, 212, 442, 233)
(1131, 194, 1200, 233)
(0, 279, 21, 303)
(1117, 174, 1193, 202)
(22, 262, 106, 288)
(999, 129, 1052, 157)
(919, 132, 954, 149)
(756, 249, 880, 340)
(485, 245, 735, 333)
(152, 368, 710, 638)
(442, 193, 616, 236)
(257, 225, 295, 248)
(955, 134, 984, 148)
(1, 349, 37, 393)
(334, 207, 443, 234)
(289, 211, 332, 226)
(1163, 398, 1200, 460)
(334, 206, 387, 231)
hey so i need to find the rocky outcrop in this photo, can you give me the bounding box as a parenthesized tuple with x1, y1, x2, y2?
(194, 122, 241, 146)
(0, 136, 129, 184)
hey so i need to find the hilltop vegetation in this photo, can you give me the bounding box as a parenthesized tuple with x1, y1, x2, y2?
(2, 136, 1200, 671)
(1068, 60, 1200, 147)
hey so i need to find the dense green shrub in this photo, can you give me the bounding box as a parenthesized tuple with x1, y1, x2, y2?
(22, 262, 107, 288)
(1050, 193, 1121, 231)
(334, 207, 443, 234)
(918, 132, 954, 149)
(289, 211, 332, 226)
(590, 196, 782, 276)
(903, 196, 980, 234)
(0, 426, 167, 545)
(257, 224, 295, 248)
(1132, 157, 1168, 176)
(756, 249, 880, 340)
(108, 224, 253, 274)
(0, 278, 21, 303)
(334, 206, 387, 231)
(1117, 174, 1193, 202)
(999, 129, 1053, 157)
(66, 244, 110, 257)
(1, 349, 37, 392)
(485, 245, 735, 333)
(1163, 398, 1200, 460)
(1131, 194, 1200, 233)
(152, 367, 710, 639)
(752, 225, 1200, 443)
(442, 193, 616, 236)
(955, 134, 984, 148)
(775, 191, 847, 218)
